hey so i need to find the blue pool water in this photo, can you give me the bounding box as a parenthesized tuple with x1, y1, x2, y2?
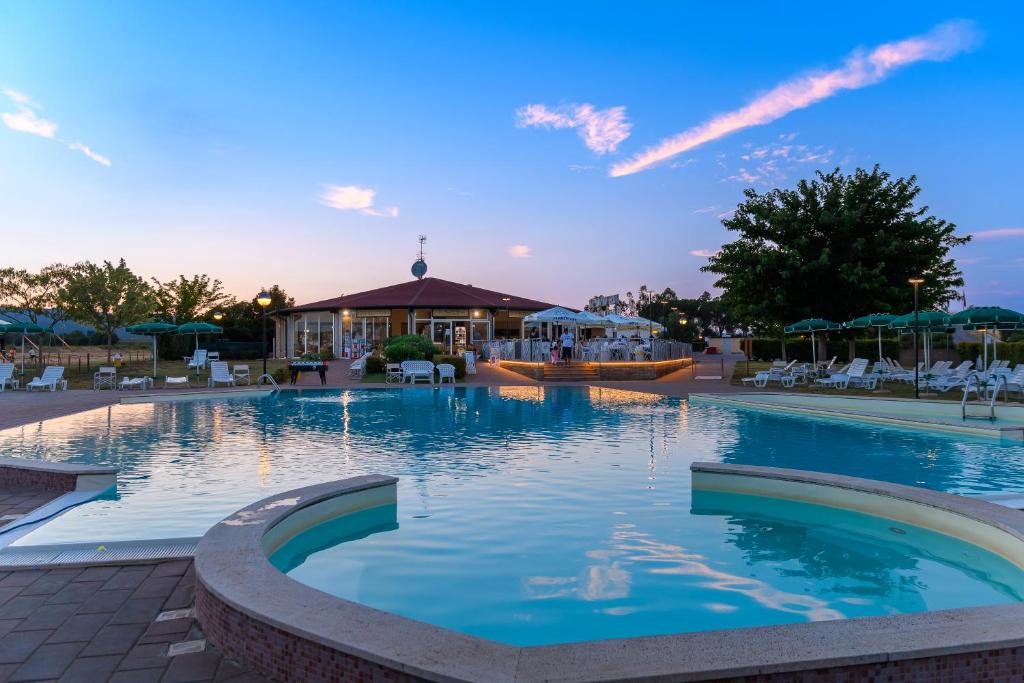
(4, 387, 1024, 643)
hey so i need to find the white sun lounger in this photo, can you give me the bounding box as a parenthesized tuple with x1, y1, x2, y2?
(26, 366, 66, 392)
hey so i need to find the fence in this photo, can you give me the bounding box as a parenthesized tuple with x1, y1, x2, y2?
(485, 338, 692, 362)
(6, 349, 153, 374)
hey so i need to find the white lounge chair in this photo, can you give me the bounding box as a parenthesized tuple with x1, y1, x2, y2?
(233, 364, 251, 385)
(929, 361, 974, 392)
(165, 376, 190, 388)
(988, 365, 1024, 400)
(186, 349, 208, 374)
(349, 353, 371, 379)
(401, 360, 435, 384)
(816, 360, 873, 390)
(208, 361, 236, 387)
(0, 363, 20, 392)
(119, 376, 152, 391)
(26, 366, 66, 392)
(385, 363, 403, 384)
(437, 363, 456, 384)
(94, 366, 117, 391)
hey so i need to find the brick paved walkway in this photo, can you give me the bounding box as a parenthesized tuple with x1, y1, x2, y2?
(0, 491, 60, 523)
(0, 560, 266, 683)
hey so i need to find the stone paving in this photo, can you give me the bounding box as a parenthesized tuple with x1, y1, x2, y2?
(0, 491, 60, 523)
(0, 560, 266, 683)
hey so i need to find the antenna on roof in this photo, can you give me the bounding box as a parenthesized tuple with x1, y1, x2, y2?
(411, 235, 428, 280)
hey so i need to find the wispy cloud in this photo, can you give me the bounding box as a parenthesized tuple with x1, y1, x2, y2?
(690, 206, 717, 215)
(972, 227, 1024, 240)
(690, 249, 721, 258)
(1, 88, 111, 166)
(516, 103, 632, 154)
(319, 185, 399, 217)
(610, 20, 979, 177)
(567, 164, 597, 172)
(508, 244, 532, 258)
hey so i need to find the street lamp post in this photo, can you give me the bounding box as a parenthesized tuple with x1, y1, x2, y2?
(256, 290, 272, 376)
(909, 278, 924, 399)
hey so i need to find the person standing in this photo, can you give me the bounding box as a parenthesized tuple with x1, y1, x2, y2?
(560, 328, 574, 366)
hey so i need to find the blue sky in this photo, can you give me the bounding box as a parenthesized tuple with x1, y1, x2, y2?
(1, 2, 1021, 309)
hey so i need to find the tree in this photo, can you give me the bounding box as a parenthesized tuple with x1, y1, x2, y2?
(0, 264, 72, 330)
(151, 274, 231, 323)
(702, 166, 970, 352)
(217, 285, 294, 342)
(59, 260, 155, 360)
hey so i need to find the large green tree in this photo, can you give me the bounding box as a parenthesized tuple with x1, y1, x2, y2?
(702, 166, 970, 338)
(59, 259, 155, 360)
(0, 264, 72, 330)
(151, 273, 231, 323)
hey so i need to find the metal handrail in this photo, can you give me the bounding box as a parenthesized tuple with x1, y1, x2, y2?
(255, 373, 280, 392)
(962, 372, 1007, 421)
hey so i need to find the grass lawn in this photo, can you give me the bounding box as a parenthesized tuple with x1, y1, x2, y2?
(730, 360, 1023, 403)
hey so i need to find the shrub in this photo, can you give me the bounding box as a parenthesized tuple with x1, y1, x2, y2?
(299, 352, 321, 361)
(271, 367, 290, 383)
(958, 342, 1024, 365)
(383, 335, 435, 363)
(433, 354, 466, 378)
(365, 355, 386, 374)
(318, 346, 335, 361)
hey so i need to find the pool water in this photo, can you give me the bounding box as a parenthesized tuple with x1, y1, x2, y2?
(3, 386, 1024, 642)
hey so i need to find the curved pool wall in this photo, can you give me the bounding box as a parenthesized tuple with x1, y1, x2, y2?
(196, 469, 1024, 683)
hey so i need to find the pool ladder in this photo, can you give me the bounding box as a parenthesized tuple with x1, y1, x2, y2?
(256, 373, 281, 392)
(961, 372, 1007, 421)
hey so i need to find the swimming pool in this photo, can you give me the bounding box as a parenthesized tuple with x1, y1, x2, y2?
(4, 386, 1024, 641)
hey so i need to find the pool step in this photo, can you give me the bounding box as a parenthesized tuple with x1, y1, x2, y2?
(542, 363, 600, 382)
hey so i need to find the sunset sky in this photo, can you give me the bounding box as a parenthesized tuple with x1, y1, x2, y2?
(2, 2, 1021, 309)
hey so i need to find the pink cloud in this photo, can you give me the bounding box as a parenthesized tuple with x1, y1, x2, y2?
(610, 20, 979, 177)
(690, 249, 721, 258)
(2, 88, 111, 165)
(972, 227, 1024, 240)
(319, 184, 398, 217)
(516, 103, 632, 154)
(508, 244, 532, 258)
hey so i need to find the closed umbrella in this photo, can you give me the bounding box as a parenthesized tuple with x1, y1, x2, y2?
(125, 322, 178, 378)
(948, 307, 1024, 370)
(845, 313, 897, 362)
(1, 321, 46, 377)
(784, 319, 841, 365)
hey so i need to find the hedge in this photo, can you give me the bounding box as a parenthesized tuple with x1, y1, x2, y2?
(383, 334, 436, 363)
(433, 354, 466, 378)
(365, 355, 386, 374)
(749, 338, 901, 363)
(957, 342, 1024, 365)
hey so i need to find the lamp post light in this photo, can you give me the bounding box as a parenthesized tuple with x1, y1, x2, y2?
(501, 296, 512, 338)
(909, 278, 924, 399)
(256, 290, 272, 376)
(212, 311, 224, 322)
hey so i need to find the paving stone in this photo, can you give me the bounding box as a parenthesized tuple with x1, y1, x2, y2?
(56, 654, 122, 683)
(131, 577, 180, 600)
(109, 669, 165, 683)
(17, 572, 76, 597)
(0, 618, 20, 638)
(0, 586, 21, 606)
(47, 613, 111, 644)
(15, 602, 79, 631)
(0, 595, 48, 620)
(151, 561, 190, 578)
(0, 663, 19, 680)
(44, 581, 104, 605)
(143, 618, 192, 638)
(8, 641, 85, 681)
(0, 570, 44, 588)
(77, 588, 133, 614)
(79, 622, 147, 657)
(117, 643, 168, 671)
(102, 569, 153, 592)
(109, 597, 165, 625)
(161, 586, 194, 611)
(73, 566, 119, 583)
(161, 650, 221, 683)
(0, 629, 52, 664)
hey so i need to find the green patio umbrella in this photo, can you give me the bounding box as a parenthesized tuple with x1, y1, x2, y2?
(845, 313, 897, 362)
(889, 311, 950, 372)
(1, 320, 47, 377)
(176, 322, 223, 375)
(783, 319, 841, 365)
(948, 307, 1024, 369)
(126, 322, 178, 378)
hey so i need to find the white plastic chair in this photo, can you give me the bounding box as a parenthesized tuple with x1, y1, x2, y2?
(232, 364, 251, 385)
(401, 360, 435, 384)
(208, 361, 236, 387)
(437, 363, 456, 384)
(187, 349, 208, 374)
(94, 366, 117, 391)
(26, 366, 66, 392)
(0, 363, 20, 392)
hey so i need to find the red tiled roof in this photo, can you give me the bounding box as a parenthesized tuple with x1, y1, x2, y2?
(281, 277, 558, 313)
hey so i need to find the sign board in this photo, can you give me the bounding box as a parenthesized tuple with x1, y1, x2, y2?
(353, 309, 392, 318)
(431, 309, 470, 318)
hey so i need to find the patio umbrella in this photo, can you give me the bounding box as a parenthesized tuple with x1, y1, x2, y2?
(845, 313, 897, 362)
(1, 321, 46, 377)
(948, 307, 1024, 369)
(888, 311, 950, 371)
(176, 321, 224, 350)
(125, 322, 178, 378)
(783, 319, 841, 365)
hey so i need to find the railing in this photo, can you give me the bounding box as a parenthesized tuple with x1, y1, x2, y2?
(485, 339, 692, 363)
(962, 372, 1008, 422)
(256, 373, 281, 392)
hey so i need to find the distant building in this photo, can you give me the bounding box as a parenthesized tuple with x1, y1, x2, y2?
(272, 277, 555, 358)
